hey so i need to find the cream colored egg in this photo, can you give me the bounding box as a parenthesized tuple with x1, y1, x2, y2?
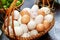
(38, 9, 45, 16)
(21, 15, 30, 24)
(14, 26, 24, 36)
(36, 24, 45, 32)
(30, 30, 38, 36)
(27, 20, 36, 30)
(20, 24, 28, 33)
(14, 10, 20, 20)
(35, 15, 43, 24)
(44, 14, 53, 23)
(43, 20, 50, 29)
(31, 5, 39, 12)
(21, 33, 30, 37)
(40, 7, 50, 14)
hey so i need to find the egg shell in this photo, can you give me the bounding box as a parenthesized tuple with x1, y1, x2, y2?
(36, 24, 45, 32)
(31, 5, 39, 12)
(18, 14, 22, 25)
(14, 26, 24, 36)
(21, 15, 30, 24)
(21, 33, 30, 37)
(20, 24, 28, 33)
(38, 9, 45, 16)
(43, 20, 51, 29)
(30, 30, 38, 36)
(30, 12, 38, 19)
(20, 9, 30, 16)
(44, 14, 53, 23)
(40, 7, 50, 14)
(23, 8, 31, 14)
(27, 20, 36, 30)
(35, 15, 43, 24)
(14, 20, 20, 27)
(14, 10, 20, 20)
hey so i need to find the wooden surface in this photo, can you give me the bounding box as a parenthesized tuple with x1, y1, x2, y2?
(0, 0, 60, 40)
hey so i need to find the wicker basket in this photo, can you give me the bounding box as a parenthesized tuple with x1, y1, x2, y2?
(2, 0, 55, 40)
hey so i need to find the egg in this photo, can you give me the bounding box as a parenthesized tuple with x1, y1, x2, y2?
(43, 20, 50, 29)
(20, 9, 30, 16)
(23, 8, 31, 14)
(40, 7, 50, 14)
(21, 33, 30, 37)
(44, 14, 53, 23)
(21, 15, 30, 24)
(14, 10, 20, 20)
(35, 15, 43, 24)
(14, 26, 23, 36)
(30, 12, 38, 19)
(18, 14, 22, 25)
(38, 9, 45, 16)
(14, 20, 20, 27)
(27, 20, 36, 30)
(30, 30, 38, 36)
(0, 30, 2, 36)
(36, 24, 45, 32)
(31, 5, 39, 12)
(20, 24, 28, 33)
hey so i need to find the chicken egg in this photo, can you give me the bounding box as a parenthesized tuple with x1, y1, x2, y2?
(21, 33, 30, 37)
(18, 14, 22, 25)
(44, 14, 53, 23)
(21, 15, 30, 24)
(20, 9, 30, 16)
(36, 24, 45, 32)
(20, 24, 28, 33)
(30, 30, 38, 36)
(14, 10, 20, 20)
(40, 7, 50, 14)
(14, 26, 24, 36)
(38, 9, 45, 16)
(31, 5, 39, 12)
(35, 15, 43, 24)
(43, 20, 50, 29)
(27, 20, 36, 30)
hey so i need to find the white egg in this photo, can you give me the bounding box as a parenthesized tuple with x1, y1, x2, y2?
(20, 24, 28, 33)
(27, 20, 36, 30)
(40, 7, 50, 14)
(23, 8, 31, 14)
(30, 12, 38, 19)
(14, 10, 20, 20)
(30, 30, 38, 36)
(18, 14, 22, 25)
(44, 14, 53, 22)
(31, 5, 39, 12)
(14, 20, 20, 27)
(35, 15, 43, 24)
(14, 26, 23, 36)
(21, 33, 30, 37)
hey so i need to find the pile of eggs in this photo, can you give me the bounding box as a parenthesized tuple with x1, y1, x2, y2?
(5, 5, 54, 38)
